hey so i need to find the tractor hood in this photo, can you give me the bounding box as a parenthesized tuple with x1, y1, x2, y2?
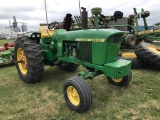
(54, 28, 125, 66)
(52, 29, 125, 41)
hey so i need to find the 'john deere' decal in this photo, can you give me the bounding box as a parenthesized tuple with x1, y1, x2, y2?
(76, 38, 105, 42)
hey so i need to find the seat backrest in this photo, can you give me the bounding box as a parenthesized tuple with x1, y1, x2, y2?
(39, 25, 55, 38)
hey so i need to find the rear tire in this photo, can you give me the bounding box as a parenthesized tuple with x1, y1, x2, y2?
(130, 58, 146, 69)
(107, 72, 132, 87)
(63, 76, 92, 113)
(119, 52, 146, 69)
(14, 37, 44, 83)
(135, 42, 160, 70)
(119, 57, 146, 69)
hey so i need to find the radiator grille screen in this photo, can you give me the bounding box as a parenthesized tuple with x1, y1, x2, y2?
(78, 42, 92, 62)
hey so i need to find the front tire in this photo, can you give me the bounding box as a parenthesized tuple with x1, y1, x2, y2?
(63, 76, 92, 113)
(107, 72, 132, 87)
(14, 37, 44, 83)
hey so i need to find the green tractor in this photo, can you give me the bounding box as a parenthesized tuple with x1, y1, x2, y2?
(14, 7, 132, 113)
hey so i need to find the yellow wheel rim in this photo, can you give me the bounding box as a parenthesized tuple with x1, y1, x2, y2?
(147, 46, 160, 55)
(67, 86, 80, 106)
(112, 78, 123, 83)
(122, 53, 137, 58)
(17, 48, 28, 74)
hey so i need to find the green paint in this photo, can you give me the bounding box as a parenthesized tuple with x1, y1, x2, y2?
(105, 59, 131, 78)
(92, 42, 107, 65)
(0, 52, 13, 65)
(40, 38, 56, 61)
(91, 7, 102, 29)
(77, 71, 102, 79)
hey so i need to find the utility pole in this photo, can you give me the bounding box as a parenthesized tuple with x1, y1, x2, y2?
(44, 0, 49, 25)
(79, 0, 81, 17)
(9, 20, 13, 38)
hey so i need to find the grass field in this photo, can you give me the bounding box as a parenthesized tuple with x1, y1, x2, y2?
(0, 39, 11, 45)
(0, 66, 160, 120)
(0, 40, 160, 120)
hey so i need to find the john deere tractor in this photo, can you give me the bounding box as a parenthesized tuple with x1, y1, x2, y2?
(14, 7, 132, 113)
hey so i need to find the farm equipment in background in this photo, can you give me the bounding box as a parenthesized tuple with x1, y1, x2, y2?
(0, 41, 14, 52)
(111, 8, 160, 48)
(0, 41, 14, 66)
(74, 7, 123, 29)
(114, 8, 160, 70)
(0, 16, 28, 67)
(14, 7, 132, 113)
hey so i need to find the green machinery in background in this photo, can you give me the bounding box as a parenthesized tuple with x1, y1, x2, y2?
(112, 8, 160, 48)
(0, 52, 13, 66)
(14, 7, 132, 113)
(0, 41, 15, 66)
(74, 7, 124, 29)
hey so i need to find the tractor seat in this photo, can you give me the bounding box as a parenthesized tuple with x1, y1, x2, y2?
(39, 25, 55, 38)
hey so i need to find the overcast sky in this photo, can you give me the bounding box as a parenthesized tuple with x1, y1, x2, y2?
(0, 0, 160, 31)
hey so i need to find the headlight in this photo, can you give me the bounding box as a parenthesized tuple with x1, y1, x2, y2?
(32, 34, 35, 38)
(37, 34, 40, 38)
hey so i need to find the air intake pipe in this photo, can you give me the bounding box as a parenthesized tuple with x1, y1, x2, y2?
(91, 7, 102, 29)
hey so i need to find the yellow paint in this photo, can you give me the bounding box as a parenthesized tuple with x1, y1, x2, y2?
(39, 25, 55, 38)
(67, 86, 80, 106)
(137, 28, 160, 35)
(122, 53, 137, 58)
(147, 46, 160, 55)
(76, 38, 105, 42)
(138, 29, 153, 35)
(112, 78, 123, 83)
(17, 48, 27, 74)
(154, 29, 160, 33)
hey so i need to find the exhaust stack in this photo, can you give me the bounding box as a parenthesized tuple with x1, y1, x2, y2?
(81, 7, 88, 29)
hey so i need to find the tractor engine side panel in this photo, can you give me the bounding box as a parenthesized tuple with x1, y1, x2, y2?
(92, 42, 107, 65)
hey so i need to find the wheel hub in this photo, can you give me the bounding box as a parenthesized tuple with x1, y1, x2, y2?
(67, 86, 80, 106)
(17, 48, 28, 74)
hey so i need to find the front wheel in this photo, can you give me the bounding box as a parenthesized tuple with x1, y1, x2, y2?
(107, 72, 132, 87)
(63, 76, 92, 113)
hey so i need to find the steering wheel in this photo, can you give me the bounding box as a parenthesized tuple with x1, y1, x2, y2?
(48, 22, 60, 30)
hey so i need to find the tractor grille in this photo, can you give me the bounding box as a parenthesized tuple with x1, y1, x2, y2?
(78, 42, 92, 62)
